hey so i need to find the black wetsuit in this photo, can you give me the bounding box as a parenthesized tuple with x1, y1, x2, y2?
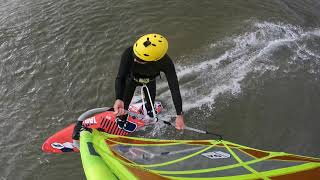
(115, 46, 183, 115)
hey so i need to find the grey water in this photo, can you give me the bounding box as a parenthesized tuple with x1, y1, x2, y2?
(1, 0, 320, 179)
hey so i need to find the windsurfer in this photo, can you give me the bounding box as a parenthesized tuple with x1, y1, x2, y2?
(113, 34, 185, 130)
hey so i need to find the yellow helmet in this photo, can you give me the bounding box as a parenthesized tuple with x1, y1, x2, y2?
(133, 34, 168, 62)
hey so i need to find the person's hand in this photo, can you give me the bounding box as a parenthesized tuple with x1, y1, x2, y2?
(175, 115, 185, 130)
(113, 99, 125, 116)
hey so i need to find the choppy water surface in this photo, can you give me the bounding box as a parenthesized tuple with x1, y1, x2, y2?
(1, 0, 320, 179)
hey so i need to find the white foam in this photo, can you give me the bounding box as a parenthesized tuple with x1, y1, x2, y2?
(156, 21, 320, 116)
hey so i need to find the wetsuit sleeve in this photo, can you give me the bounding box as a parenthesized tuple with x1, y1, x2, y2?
(161, 55, 183, 115)
(115, 47, 132, 100)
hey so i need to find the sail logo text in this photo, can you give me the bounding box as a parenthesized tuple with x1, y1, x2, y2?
(201, 151, 231, 159)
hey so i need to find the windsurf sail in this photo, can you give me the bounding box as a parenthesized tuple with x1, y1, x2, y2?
(82, 129, 320, 180)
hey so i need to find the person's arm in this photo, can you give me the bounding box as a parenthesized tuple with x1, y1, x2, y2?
(114, 47, 132, 116)
(162, 55, 183, 115)
(162, 55, 185, 129)
(115, 47, 132, 100)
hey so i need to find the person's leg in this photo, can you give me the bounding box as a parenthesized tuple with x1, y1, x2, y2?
(118, 78, 138, 123)
(143, 80, 156, 117)
(123, 78, 138, 110)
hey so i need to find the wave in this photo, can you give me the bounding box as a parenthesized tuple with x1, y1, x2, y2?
(157, 21, 320, 114)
